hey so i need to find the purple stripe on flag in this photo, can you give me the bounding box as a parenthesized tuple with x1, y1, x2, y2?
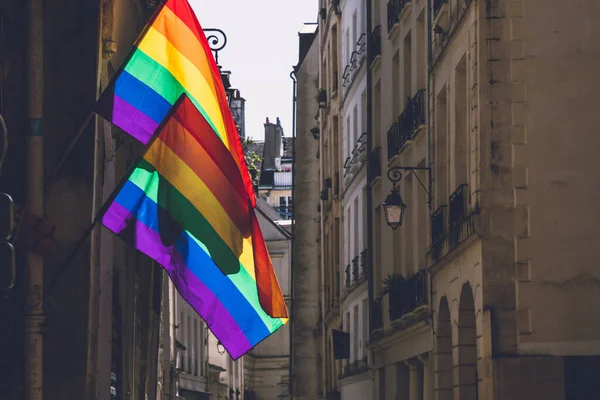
(102, 201, 252, 359)
(111, 95, 159, 144)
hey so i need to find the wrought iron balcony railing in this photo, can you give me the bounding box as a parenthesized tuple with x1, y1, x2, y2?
(340, 358, 369, 379)
(368, 146, 381, 183)
(386, 122, 401, 161)
(388, 89, 425, 160)
(371, 25, 382, 62)
(352, 256, 359, 282)
(388, 270, 428, 321)
(431, 205, 446, 260)
(434, 0, 447, 16)
(448, 184, 467, 249)
(360, 249, 368, 279)
(345, 264, 351, 288)
(387, 0, 411, 33)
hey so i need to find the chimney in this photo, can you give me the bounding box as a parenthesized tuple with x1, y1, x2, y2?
(263, 119, 283, 169)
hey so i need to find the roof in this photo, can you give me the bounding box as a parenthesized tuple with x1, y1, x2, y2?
(256, 197, 292, 239)
(246, 140, 265, 159)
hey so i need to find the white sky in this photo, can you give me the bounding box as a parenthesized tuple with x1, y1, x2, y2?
(189, 0, 319, 140)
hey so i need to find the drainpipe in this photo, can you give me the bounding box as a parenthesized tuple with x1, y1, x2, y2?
(289, 69, 297, 399)
(365, 0, 374, 348)
(426, 0, 435, 323)
(24, 0, 45, 398)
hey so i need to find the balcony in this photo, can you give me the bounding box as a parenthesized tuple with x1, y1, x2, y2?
(360, 249, 368, 279)
(434, 0, 447, 16)
(386, 122, 400, 161)
(368, 146, 381, 183)
(370, 25, 382, 63)
(387, 89, 426, 160)
(447, 184, 479, 251)
(345, 264, 351, 288)
(431, 205, 447, 261)
(357, 33, 366, 64)
(352, 256, 359, 282)
(448, 184, 467, 249)
(273, 171, 292, 187)
(387, 0, 411, 33)
(385, 270, 428, 324)
(342, 34, 367, 91)
(339, 358, 369, 379)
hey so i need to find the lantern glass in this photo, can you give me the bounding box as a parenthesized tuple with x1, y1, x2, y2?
(382, 190, 407, 230)
(217, 341, 226, 355)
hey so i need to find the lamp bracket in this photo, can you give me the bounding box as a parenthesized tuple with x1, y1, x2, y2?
(204, 28, 227, 65)
(387, 166, 431, 200)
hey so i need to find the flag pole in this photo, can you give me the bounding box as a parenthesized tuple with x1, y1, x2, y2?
(44, 111, 94, 187)
(46, 220, 97, 294)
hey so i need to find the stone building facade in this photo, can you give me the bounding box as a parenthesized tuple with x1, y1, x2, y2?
(0, 1, 166, 399)
(317, 2, 344, 398)
(369, 0, 432, 399)
(290, 22, 321, 400)
(337, 0, 371, 398)
(299, 0, 600, 399)
(162, 199, 291, 400)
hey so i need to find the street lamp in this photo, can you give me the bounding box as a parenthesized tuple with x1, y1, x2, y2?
(382, 188, 406, 230)
(382, 166, 431, 229)
(216, 341, 226, 355)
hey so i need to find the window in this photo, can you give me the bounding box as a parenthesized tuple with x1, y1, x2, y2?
(393, 51, 400, 117)
(278, 196, 293, 220)
(455, 55, 468, 188)
(435, 86, 448, 207)
(353, 305, 359, 362)
(404, 31, 412, 101)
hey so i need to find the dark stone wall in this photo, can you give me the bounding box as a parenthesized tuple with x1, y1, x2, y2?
(0, 1, 33, 399)
(42, 0, 99, 398)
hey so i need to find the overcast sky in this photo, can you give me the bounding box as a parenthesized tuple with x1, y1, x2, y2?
(189, 0, 318, 140)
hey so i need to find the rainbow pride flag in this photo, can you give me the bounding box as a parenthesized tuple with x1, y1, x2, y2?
(95, 0, 255, 207)
(97, 96, 288, 359)
(94, 0, 288, 359)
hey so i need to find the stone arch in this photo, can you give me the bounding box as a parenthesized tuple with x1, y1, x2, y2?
(456, 283, 477, 400)
(435, 297, 452, 400)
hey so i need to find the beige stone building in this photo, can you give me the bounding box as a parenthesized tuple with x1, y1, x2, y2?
(369, 0, 433, 399)
(317, 1, 345, 397)
(367, 0, 600, 399)
(162, 199, 291, 400)
(290, 22, 322, 400)
(299, 0, 600, 399)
